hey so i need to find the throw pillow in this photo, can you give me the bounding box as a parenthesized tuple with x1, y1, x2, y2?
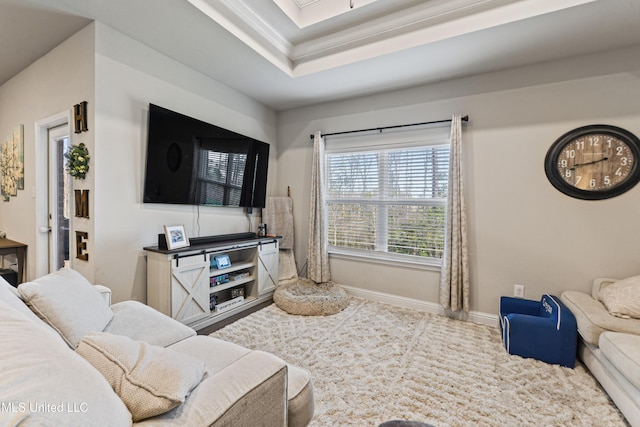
(0, 273, 58, 334)
(18, 268, 114, 348)
(0, 299, 132, 426)
(76, 332, 207, 422)
(599, 274, 640, 319)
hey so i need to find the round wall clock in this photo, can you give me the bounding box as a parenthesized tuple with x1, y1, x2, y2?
(544, 124, 640, 200)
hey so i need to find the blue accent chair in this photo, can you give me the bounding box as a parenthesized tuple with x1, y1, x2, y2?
(500, 294, 577, 368)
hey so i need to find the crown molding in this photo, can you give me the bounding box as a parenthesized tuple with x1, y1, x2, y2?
(291, 0, 318, 7)
(291, 0, 495, 61)
(273, 0, 380, 28)
(291, 0, 598, 75)
(218, 0, 293, 54)
(186, 0, 598, 78)
(186, 0, 293, 74)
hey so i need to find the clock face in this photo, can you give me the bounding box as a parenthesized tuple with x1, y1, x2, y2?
(545, 125, 640, 200)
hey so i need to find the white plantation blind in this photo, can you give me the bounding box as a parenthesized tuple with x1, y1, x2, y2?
(196, 150, 245, 206)
(326, 142, 449, 262)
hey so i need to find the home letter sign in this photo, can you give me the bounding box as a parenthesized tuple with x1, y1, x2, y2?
(74, 190, 89, 218)
(73, 101, 88, 133)
(75, 231, 89, 261)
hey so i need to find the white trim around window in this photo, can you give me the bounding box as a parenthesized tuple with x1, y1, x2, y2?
(324, 126, 450, 267)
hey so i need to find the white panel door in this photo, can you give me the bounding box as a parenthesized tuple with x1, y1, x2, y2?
(257, 241, 279, 296)
(170, 254, 210, 324)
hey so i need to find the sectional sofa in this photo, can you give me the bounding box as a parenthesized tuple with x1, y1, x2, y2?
(0, 268, 314, 426)
(561, 277, 640, 427)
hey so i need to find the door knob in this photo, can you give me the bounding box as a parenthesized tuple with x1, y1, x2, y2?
(39, 226, 51, 233)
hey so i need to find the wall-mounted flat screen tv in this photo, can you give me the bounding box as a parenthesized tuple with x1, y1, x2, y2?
(143, 104, 269, 208)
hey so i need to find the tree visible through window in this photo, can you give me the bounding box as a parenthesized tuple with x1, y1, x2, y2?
(196, 150, 245, 206)
(326, 143, 449, 262)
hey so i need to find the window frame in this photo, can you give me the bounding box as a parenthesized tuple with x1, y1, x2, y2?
(324, 133, 450, 270)
(195, 149, 245, 206)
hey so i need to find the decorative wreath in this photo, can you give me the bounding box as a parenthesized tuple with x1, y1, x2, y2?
(65, 143, 90, 180)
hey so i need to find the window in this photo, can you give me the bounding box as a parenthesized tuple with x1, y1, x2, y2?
(196, 149, 245, 206)
(325, 140, 449, 265)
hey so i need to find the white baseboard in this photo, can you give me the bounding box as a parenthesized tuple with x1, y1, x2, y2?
(341, 285, 499, 328)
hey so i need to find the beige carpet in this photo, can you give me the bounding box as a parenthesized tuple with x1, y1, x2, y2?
(210, 297, 628, 427)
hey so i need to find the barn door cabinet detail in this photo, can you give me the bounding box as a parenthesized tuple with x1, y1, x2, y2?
(145, 236, 279, 330)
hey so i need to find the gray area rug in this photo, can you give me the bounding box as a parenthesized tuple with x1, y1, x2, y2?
(210, 297, 627, 426)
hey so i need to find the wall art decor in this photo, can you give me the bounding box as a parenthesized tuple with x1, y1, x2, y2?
(164, 225, 190, 250)
(74, 101, 88, 133)
(65, 143, 90, 180)
(74, 189, 90, 218)
(0, 124, 24, 201)
(75, 231, 89, 261)
(14, 125, 23, 190)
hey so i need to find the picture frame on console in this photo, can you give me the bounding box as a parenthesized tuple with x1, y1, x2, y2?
(164, 225, 189, 250)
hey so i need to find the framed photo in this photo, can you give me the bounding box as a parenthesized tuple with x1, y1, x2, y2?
(213, 253, 231, 269)
(231, 287, 245, 299)
(164, 225, 189, 250)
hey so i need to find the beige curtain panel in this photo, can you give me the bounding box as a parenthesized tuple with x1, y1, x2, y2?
(308, 131, 331, 283)
(439, 114, 470, 312)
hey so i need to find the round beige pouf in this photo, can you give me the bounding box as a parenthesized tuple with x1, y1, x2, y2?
(274, 278, 350, 316)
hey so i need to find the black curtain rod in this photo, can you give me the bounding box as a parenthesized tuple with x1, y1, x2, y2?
(310, 115, 469, 140)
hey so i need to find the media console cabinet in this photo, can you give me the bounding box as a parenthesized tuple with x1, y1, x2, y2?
(144, 234, 279, 331)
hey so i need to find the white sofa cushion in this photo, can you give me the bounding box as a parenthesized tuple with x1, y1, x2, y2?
(0, 299, 132, 426)
(76, 332, 207, 422)
(560, 290, 640, 345)
(287, 364, 315, 427)
(105, 300, 196, 347)
(135, 342, 288, 426)
(169, 335, 313, 427)
(18, 268, 114, 348)
(599, 332, 640, 390)
(168, 335, 252, 373)
(0, 276, 63, 339)
(599, 275, 640, 319)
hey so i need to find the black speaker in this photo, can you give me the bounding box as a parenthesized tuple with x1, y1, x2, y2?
(0, 269, 18, 287)
(158, 233, 168, 250)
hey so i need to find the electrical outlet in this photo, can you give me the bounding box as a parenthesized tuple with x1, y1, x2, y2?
(514, 284, 525, 298)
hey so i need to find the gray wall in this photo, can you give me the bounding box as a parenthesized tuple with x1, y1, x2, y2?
(276, 45, 640, 315)
(2, 20, 639, 317)
(0, 23, 278, 304)
(92, 23, 278, 303)
(0, 24, 95, 281)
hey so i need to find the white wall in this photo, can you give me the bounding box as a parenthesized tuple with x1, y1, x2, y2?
(3, 19, 639, 317)
(277, 45, 640, 315)
(93, 23, 278, 303)
(0, 23, 278, 304)
(0, 24, 95, 281)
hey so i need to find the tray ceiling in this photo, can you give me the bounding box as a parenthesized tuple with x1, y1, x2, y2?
(1, 0, 640, 110)
(188, 0, 600, 77)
